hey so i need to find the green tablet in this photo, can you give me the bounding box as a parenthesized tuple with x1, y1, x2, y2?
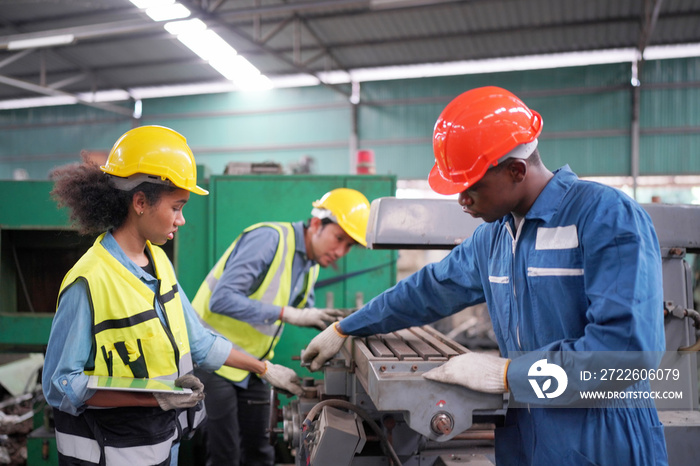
(87, 375, 193, 394)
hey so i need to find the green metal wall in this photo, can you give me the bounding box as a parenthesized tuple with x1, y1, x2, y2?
(358, 63, 635, 178)
(1, 57, 699, 180)
(640, 58, 700, 174)
(0, 181, 71, 349)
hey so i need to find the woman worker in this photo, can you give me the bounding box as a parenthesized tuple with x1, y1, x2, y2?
(42, 125, 303, 466)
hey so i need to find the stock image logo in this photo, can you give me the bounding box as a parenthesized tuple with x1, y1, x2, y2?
(528, 359, 568, 399)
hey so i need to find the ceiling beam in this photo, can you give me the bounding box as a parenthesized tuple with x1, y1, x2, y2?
(183, 2, 353, 98)
(0, 48, 33, 70)
(216, 0, 369, 20)
(0, 16, 141, 111)
(638, 0, 666, 53)
(48, 74, 88, 91)
(0, 19, 162, 50)
(0, 73, 133, 117)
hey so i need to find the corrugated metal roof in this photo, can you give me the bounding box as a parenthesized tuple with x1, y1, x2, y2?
(0, 0, 699, 106)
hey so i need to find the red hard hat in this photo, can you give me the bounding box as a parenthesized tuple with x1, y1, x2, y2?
(428, 86, 543, 195)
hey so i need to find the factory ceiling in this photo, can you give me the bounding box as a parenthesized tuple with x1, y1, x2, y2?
(1, 0, 700, 115)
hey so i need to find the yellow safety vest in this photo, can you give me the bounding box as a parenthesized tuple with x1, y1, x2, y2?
(58, 233, 193, 380)
(192, 222, 319, 382)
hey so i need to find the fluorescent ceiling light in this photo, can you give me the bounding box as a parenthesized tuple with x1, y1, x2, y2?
(209, 56, 272, 90)
(232, 74, 273, 91)
(347, 48, 640, 83)
(230, 55, 260, 76)
(269, 74, 320, 88)
(146, 3, 190, 22)
(316, 70, 353, 85)
(644, 43, 700, 60)
(209, 59, 260, 83)
(164, 18, 206, 35)
(77, 89, 131, 102)
(175, 30, 270, 84)
(7, 34, 75, 50)
(140, 0, 266, 87)
(0, 95, 78, 109)
(131, 81, 239, 99)
(176, 30, 237, 62)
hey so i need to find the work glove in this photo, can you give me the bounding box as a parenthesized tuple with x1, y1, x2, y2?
(281, 306, 344, 330)
(153, 374, 205, 411)
(259, 361, 304, 397)
(301, 322, 348, 372)
(422, 352, 510, 394)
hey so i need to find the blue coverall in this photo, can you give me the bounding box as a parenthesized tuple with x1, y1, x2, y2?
(340, 166, 669, 465)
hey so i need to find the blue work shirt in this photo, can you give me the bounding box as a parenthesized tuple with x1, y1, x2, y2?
(42, 231, 232, 416)
(340, 166, 668, 465)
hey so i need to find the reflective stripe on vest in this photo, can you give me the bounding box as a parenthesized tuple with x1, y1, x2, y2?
(53, 404, 179, 466)
(192, 222, 319, 382)
(55, 430, 101, 464)
(55, 429, 176, 466)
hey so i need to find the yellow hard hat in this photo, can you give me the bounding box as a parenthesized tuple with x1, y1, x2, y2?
(312, 188, 370, 246)
(101, 125, 208, 195)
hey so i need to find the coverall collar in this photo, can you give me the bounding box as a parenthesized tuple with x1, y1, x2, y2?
(523, 165, 577, 224)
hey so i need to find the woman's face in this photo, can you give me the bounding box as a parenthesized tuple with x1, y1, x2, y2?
(140, 188, 190, 245)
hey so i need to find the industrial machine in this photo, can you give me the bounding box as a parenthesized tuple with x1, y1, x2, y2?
(273, 198, 700, 466)
(276, 327, 505, 466)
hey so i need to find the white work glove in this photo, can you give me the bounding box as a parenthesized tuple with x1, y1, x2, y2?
(301, 322, 348, 372)
(153, 374, 205, 411)
(259, 361, 304, 396)
(281, 306, 344, 330)
(422, 352, 510, 394)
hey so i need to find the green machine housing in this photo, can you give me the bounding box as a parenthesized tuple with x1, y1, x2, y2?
(0, 172, 397, 465)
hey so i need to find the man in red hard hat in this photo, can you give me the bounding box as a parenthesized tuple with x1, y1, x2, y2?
(303, 86, 669, 465)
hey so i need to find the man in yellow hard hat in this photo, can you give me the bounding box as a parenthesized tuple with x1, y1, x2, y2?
(191, 187, 370, 466)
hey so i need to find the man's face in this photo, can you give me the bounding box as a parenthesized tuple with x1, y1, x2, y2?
(307, 219, 357, 267)
(457, 162, 519, 223)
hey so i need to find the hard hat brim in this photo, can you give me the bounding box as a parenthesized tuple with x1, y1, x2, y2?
(188, 185, 209, 196)
(428, 163, 469, 195)
(345, 229, 367, 247)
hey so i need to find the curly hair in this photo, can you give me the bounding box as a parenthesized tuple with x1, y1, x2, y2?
(50, 162, 176, 235)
